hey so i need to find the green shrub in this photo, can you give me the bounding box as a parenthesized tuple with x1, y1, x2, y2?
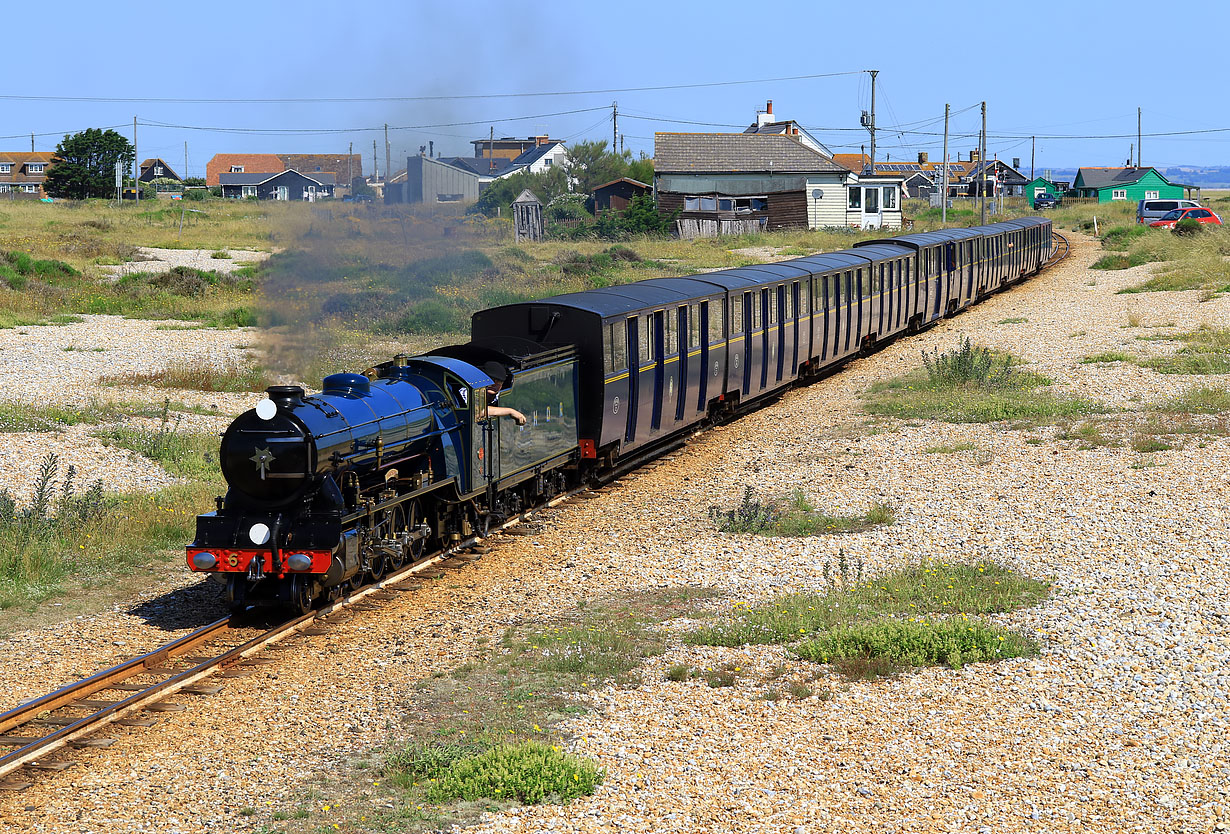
(1101, 224, 1149, 249)
(707, 486, 892, 537)
(921, 337, 1015, 387)
(794, 616, 1037, 669)
(1174, 217, 1203, 237)
(422, 741, 603, 805)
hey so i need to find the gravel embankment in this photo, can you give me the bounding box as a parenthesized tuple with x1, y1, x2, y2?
(2, 232, 1229, 833)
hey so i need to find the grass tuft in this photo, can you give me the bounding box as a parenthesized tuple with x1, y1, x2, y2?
(795, 617, 1036, 670)
(100, 355, 268, 392)
(708, 486, 893, 536)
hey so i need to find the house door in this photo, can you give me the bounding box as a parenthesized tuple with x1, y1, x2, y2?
(864, 187, 881, 229)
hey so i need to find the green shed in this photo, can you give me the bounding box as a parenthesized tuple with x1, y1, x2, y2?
(1026, 177, 1060, 207)
(1070, 167, 1182, 203)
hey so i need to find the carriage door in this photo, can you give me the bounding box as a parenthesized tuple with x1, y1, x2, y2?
(776, 284, 787, 381)
(760, 288, 771, 389)
(791, 281, 801, 375)
(698, 301, 710, 410)
(676, 305, 690, 421)
(624, 317, 639, 443)
(966, 241, 975, 300)
(742, 292, 753, 395)
(650, 311, 665, 431)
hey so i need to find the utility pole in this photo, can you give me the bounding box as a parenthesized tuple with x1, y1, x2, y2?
(348, 142, 353, 189)
(1031, 136, 1035, 180)
(134, 116, 139, 204)
(979, 101, 986, 225)
(942, 103, 950, 224)
(184, 141, 188, 181)
(1138, 107, 1142, 169)
(373, 140, 378, 185)
(384, 123, 391, 199)
(489, 126, 495, 172)
(30, 133, 34, 153)
(867, 69, 878, 173)
(612, 101, 618, 151)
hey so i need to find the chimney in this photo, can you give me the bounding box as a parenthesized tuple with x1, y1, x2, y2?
(429, 140, 434, 157)
(535, 135, 548, 146)
(918, 151, 928, 165)
(970, 148, 981, 163)
(757, 100, 774, 128)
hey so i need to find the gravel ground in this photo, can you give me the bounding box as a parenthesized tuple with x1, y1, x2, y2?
(100, 247, 269, 277)
(0, 315, 260, 501)
(3, 231, 1230, 833)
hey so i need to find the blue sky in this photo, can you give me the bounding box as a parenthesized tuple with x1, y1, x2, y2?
(7, 0, 1229, 178)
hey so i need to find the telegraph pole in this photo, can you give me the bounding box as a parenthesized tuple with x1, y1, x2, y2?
(1138, 107, 1142, 168)
(134, 116, 139, 204)
(1031, 136, 1035, 180)
(373, 140, 378, 185)
(348, 142, 353, 189)
(979, 101, 987, 225)
(867, 70, 878, 173)
(30, 133, 34, 153)
(942, 103, 950, 224)
(184, 141, 188, 181)
(612, 101, 618, 151)
(384, 123, 391, 199)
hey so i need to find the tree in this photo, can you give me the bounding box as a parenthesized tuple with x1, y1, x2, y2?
(469, 167, 569, 218)
(564, 140, 632, 195)
(43, 128, 135, 200)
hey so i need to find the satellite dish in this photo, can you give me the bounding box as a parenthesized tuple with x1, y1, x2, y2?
(811, 189, 824, 200)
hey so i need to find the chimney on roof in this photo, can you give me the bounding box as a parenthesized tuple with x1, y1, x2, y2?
(970, 148, 981, 163)
(918, 152, 928, 165)
(429, 141, 434, 157)
(757, 100, 774, 129)
(535, 135, 548, 146)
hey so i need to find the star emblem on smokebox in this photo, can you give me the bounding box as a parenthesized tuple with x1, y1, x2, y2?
(250, 447, 275, 480)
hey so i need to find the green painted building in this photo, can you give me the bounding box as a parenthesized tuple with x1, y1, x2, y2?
(1070, 166, 1182, 203)
(1026, 177, 1061, 207)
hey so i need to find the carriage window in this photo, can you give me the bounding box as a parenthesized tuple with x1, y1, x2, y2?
(688, 303, 700, 349)
(786, 283, 795, 318)
(606, 323, 627, 374)
(708, 299, 725, 341)
(768, 289, 778, 324)
(638, 315, 650, 362)
(730, 295, 743, 333)
(751, 294, 762, 329)
(801, 280, 809, 314)
(665, 309, 678, 355)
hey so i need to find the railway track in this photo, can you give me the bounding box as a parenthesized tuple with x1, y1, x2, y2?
(0, 486, 595, 791)
(0, 231, 1071, 791)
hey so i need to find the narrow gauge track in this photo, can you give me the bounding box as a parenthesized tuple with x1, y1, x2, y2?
(0, 230, 1068, 790)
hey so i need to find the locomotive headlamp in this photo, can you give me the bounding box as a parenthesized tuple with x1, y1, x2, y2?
(191, 552, 218, 570)
(255, 399, 278, 420)
(249, 523, 271, 545)
(286, 553, 312, 572)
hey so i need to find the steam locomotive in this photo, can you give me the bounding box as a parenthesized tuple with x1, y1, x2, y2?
(186, 217, 1053, 611)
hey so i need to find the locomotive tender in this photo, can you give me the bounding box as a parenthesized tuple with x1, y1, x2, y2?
(187, 217, 1053, 611)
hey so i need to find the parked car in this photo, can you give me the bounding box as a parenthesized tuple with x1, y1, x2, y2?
(1147, 207, 1222, 229)
(1033, 193, 1058, 209)
(1137, 198, 1201, 225)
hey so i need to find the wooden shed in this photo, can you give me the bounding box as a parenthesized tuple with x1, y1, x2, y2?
(592, 177, 651, 213)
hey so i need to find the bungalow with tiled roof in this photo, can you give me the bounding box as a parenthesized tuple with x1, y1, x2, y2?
(206, 153, 284, 186)
(220, 169, 334, 201)
(654, 132, 903, 232)
(0, 152, 55, 198)
(1070, 166, 1183, 203)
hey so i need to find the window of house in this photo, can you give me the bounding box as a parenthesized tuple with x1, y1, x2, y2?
(0, 184, 9, 192)
(314, 166, 322, 172)
(883, 186, 897, 210)
(0, 164, 11, 173)
(1112, 189, 1127, 200)
(21, 185, 37, 193)
(699, 196, 717, 211)
(231, 165, 244, 173)
(684, 196, 700, 211)
(544, 158, 552, 167)
(241, 185, 257, 197)
(154, 166, 164, 175)
(848, 188, 861, 209)
(27, 163, 44, 173)
(1145, 190, 1159, 199)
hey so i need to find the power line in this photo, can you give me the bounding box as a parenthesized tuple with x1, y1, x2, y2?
(0, 71, 864, 105)
(137, 107, 610, 136)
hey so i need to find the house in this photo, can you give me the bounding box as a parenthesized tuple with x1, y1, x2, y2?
(654, 132, 903, 232)
(742, 100, 832, 157)
(0, 151, 54, 198)
(509, 140, 568, 174)
(964, 158, 1029, 197)
(384, 155, 480, 204)
(902, 170, 936, 200)
(1025, 177, 1062, 207)
(470, 135, 558, 162)
(1070, 166, 1183, 203)
(440, 155, 519, 190)
(139, 158, 184, 196)
(592, 177, 652, 213)
(219, 169, 334, 200)
(277, 154, 363, 192)
(206, 154, 284, 186)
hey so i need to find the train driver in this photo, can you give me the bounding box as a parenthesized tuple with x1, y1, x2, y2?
(480, 361, 527, 426)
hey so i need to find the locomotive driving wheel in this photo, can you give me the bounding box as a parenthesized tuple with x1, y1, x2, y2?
(386, 505, 408, 572)
(404, 498, 427, 561)
(290, 575, 315, 615)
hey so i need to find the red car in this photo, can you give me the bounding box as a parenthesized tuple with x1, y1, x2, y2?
(1148, 207, 1222, 228)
